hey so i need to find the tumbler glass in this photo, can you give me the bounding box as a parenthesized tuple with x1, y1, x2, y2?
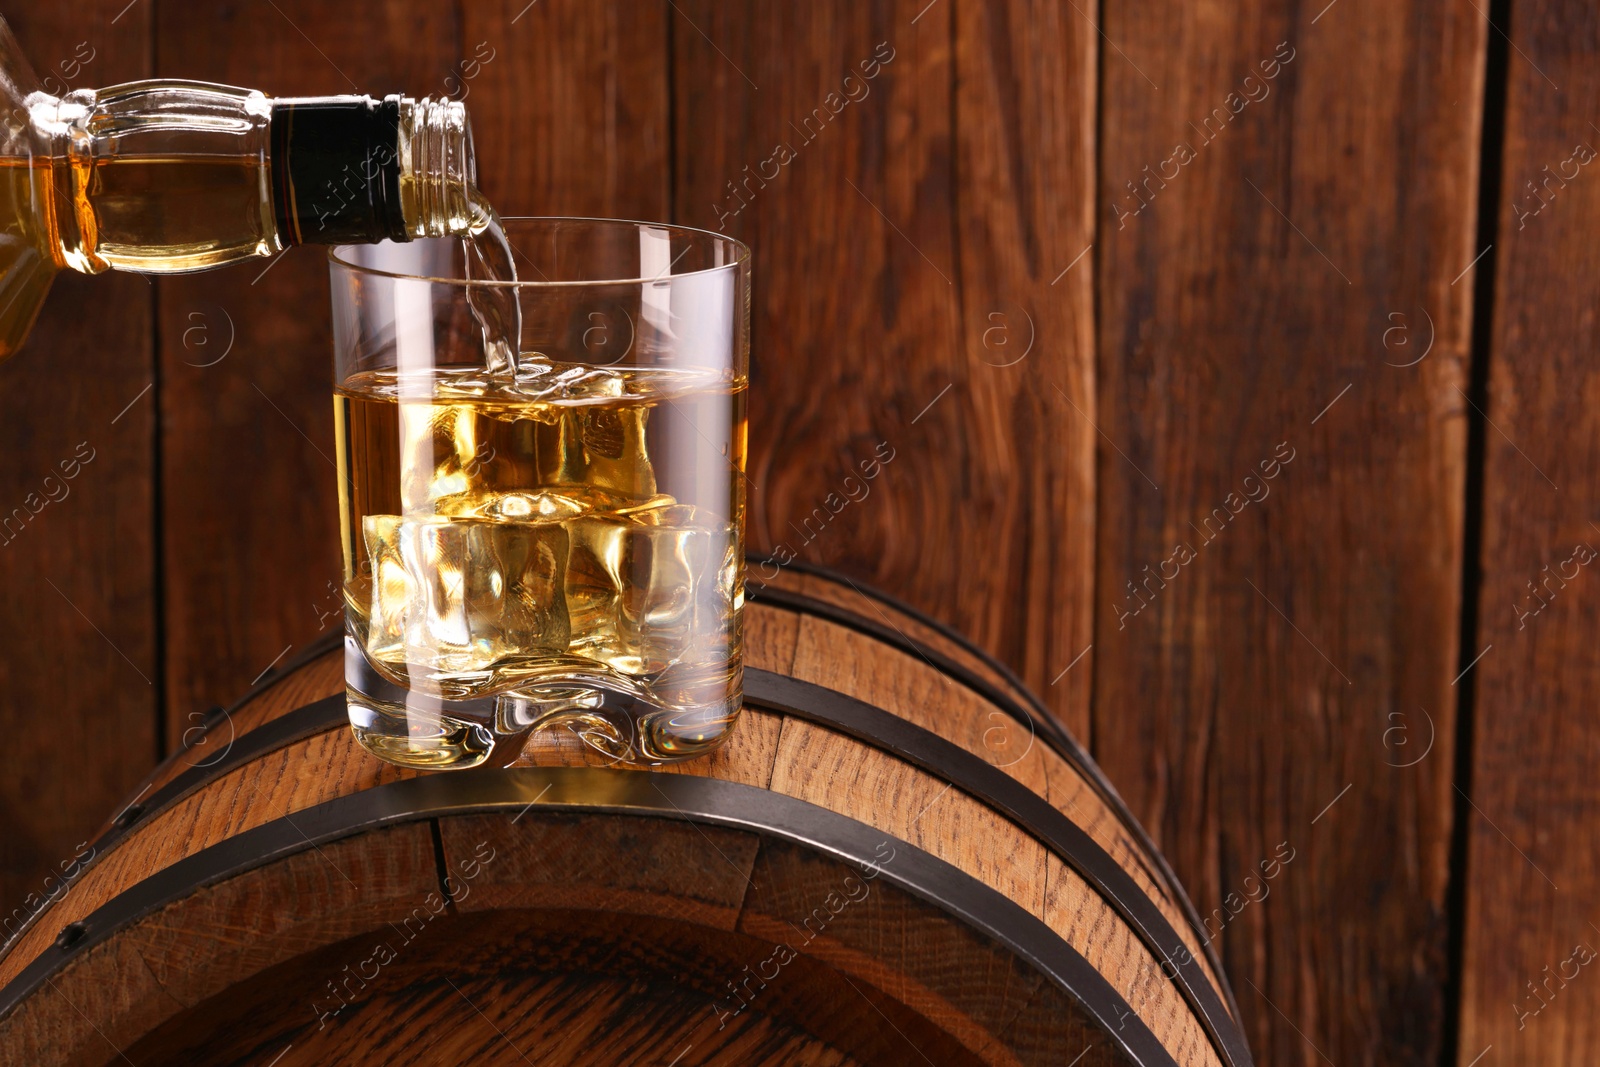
(328, 218, 750, 770)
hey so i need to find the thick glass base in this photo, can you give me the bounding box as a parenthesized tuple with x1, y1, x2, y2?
(344, 637, 741, 770)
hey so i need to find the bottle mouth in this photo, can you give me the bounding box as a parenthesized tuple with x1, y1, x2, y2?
(329, 215, 752, 288)
(397, 96, 475, 240)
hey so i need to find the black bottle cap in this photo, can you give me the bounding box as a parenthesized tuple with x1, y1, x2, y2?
(268, 94, 408, 246)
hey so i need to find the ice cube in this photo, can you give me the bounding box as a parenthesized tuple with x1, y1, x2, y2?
(579, 405, 658, 498)
(362, 514, 571, 681)
(395, 401, 497, 514)
(361, 514, 409, 668)
(564, 504, 736, 677)
(521, 401, 658, 499)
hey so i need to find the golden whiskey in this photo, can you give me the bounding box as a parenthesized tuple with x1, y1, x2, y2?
(336, 363, 748, 768)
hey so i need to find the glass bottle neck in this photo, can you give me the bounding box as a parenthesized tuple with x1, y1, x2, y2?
(397, 97, 477, 239)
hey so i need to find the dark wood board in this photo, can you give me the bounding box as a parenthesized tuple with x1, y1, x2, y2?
(1456, 1, 1600, 1061)
(459, 0, 669, 220)
(0, 1, 156, 946)
(1090, 1, 1486, 1063)
(670, 0, 1098, 737)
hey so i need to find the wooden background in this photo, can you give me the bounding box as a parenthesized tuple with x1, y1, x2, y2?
(0, 0, 1589, 1062)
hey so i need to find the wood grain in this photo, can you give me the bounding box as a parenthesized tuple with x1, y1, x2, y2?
(0, 728, 414, 991)
(0, 823, 439, 1067)
(1456, 1, 1600, 1061)
(951, 0, 1097, 737)
(127, 909, 919, 1067)
(0, 1, 156, 950)
(1, 599, 1204, 998)
(1, 603, 775, 981)
(780, 602, 1221, 994)
(671, 0, 1098, 737)
(459, 0, 669, 219)
(758, 566, 1051, 728)
(737, 837, 1114, 1067)
(438, 812, 761, 931)
(769, 719, 1218, 1066)
(1092, 2, 1486, 1064)
(111, 648, 344, 828)
(71, 837, 1133, 1066)
(753, 568, 1197, 958)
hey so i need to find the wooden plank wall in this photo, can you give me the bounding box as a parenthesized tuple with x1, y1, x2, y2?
(1, 0, 1590, 1062)
(1459, 0, 1600, 1063)
(1094, 2, 1485, 1063)
(671, 0, 1098, 738)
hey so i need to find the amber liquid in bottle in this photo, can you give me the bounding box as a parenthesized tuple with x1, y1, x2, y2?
(62, 155, 275, 269)
(0, 155, 279, 355)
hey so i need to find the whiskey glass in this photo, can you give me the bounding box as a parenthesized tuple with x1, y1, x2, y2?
(328, 218, 750, 770)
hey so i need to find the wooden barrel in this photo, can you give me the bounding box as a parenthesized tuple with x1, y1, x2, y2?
(0, 560, 1250, 1067)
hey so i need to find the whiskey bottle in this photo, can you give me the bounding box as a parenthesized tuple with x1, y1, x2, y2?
(0, 16, 481, 359)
